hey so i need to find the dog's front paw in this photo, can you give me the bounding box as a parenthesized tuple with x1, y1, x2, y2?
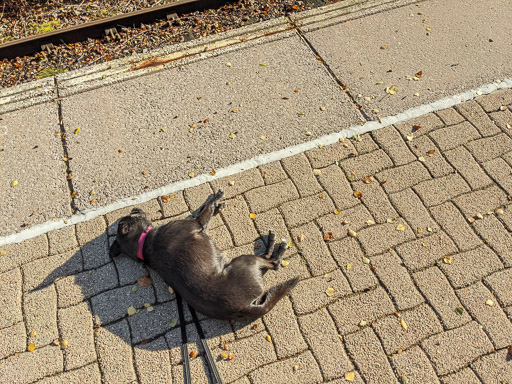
(215, 188, 224, 200)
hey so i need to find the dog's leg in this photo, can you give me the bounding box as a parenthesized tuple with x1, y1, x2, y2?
(269, 239, 288, 270)
(196, 189, 225, 231)
(262, 230, 276, 259)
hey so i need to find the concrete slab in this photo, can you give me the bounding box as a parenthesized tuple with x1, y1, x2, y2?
(305, 0, 512, 117)
(0, 102, 71, 236)
(61, 34, 361, 210)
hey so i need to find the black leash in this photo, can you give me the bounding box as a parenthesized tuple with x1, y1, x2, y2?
(176, 293, 223, 384)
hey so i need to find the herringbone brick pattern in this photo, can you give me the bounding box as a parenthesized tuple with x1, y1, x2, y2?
(1, 91, 512, 383)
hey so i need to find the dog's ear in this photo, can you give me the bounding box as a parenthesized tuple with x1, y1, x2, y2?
(118, 221, 130, 235)
(109, 240, 122, 258)
(131, 208, 145, 216)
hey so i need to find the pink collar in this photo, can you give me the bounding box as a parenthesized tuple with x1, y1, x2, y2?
(137, 227, 153, 260)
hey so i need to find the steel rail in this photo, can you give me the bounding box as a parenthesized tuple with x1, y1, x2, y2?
(0, 0, 226, 60)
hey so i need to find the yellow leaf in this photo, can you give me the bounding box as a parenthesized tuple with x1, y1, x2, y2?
(334, 209, 340, 215)
(226, 62, 232, 67)
(127, 306, 137, 316)
(385, 85, 399, 95)
(266, 334, 272, 343)
(320, 193, 326, 199)
(345, 371, 356, 381)
(486, 299, 495, 306)
(396, 224, 405, 231)
(260, 136, 266, 140)
(366, 219, 375, 226)
(325, 287, 336, 297)
(305, 131, 312, 136)
(188, 172, 195, 178)
(61, 339, 69, 349)
(281, 260, 289, 267)
(400, 319, 408, 330)
(0, 250, 6, 255)
(27, 343, 36, 352)
(74, 127, 81, 134)
(10, 180, 18, 187)
(228, 180, 235, 186)
(348, 229, 357, 238)
(29, 330, 37, 337)
(168, 286, 174, 294)
(443, 257, 452, 264)
(249, 213, 256, 219)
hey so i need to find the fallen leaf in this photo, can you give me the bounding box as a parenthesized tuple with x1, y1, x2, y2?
(347, 263, 353, 270)
(400, 319, 408, 330)
(168, 286, 174, 294)
(137, 276, 152, 287)
(127, 306, 137, 316)
(362, 176, 373, 184)
(281, 260, 289, 267)
(146, 306, 154, 312)
(222, 343, 229, 351)
(320, 106, 326, 111)
(380, 45, 387, 49)
(169, 319, 178, 327)
(74, 127, 81, 134)
(189, 351, 197, 357)
(293, 364, 300, 372)
(325, 287, 336, 297)
(324, 232, 334, 242)
(266, 335, 272, 343)
(220, 352, 229, 359)
(359, 320, 367, 326)
(132, 286, 138, 292)
(249, 213, 257, 219)
(415, 70, 423, 78)
(305, 131, 312, 136)
(443, 257, 452, 264)
(396, 224, 405, 231)
(385, 85, 399, 95)
(320, 193, 326, 199)
(0, 250, 6, 255)
(366, 219, 376, 226)
(345, 371, 356, 381)
(334, 209, 340, 215)
(260, 136, 266, 140)
(27, 343, 36, 352)
(118, 149, 123, 153)
(455, 307, 464, 315)
(226, 62, 232, 67)
(228, 354, 234, 360)
(10, 180, 18, 187)
(229, 133, 236, 139)
(354, 191, 363, 199)
(313, 169, 322, 176)
(61, 339, 69, 349)
(52, 339, 60, 346)
(412, 125, 422, 132)
(188, 172, 195, 178)
(348, 229, 357, 238)
(161, 195, 169, 203)
(486, 299, 495, 306)
(228, 180, 235, 186)
(362, 257, 370, 264)
(418, 156, 426, 162)
(71, 192, 78, 198)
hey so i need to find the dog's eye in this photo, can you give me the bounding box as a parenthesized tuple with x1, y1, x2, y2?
(119, 221, 131, 235)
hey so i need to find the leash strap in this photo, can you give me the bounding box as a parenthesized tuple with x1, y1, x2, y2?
(176, 294, 223, 384)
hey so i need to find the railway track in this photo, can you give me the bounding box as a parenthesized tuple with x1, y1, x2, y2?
(0, 0, 226, 60)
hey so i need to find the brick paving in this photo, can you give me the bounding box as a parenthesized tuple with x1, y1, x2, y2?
(1, 91, 512, 383)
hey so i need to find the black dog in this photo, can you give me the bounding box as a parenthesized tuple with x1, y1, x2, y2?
(109, 189, 298, 321)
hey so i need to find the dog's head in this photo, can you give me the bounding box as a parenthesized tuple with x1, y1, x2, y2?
(109, 207, 152, 261)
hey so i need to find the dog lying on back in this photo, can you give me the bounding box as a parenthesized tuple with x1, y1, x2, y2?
(109, 189, 298, 321)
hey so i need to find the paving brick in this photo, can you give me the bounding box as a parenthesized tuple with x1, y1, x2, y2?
(357, 219, 415, 256)
(290, 269, 351, 315)
(281, 153, 323, 196)
(441, 368, 481, 384)
(106, 200, 163, 236)
(500, 205, 512, 229)
(454, 185, 509, 218)
(395, 113, 445, 138)
(439, 245, 503, 289)
(458, 282, 512, 349)
(263, 297, 307, 359)
(90, 284, 155, 325)
(414, 173, 470, 207)
(35, 363, 101, 384)
(435, 107, 465, 126)
(55, 262, 117, 308)
(413, 267, 471, 329)
(429, 202, 482, 251)
(165, 324, 199, 365)
(133, 337, 172, 384)
(215, 332, 277, 383)
(372, 125, 416, 166)
(328, 237, 378, 292)
(429, 121, 481, 151)
(128, 301, 178, 344)
(490, 108, 512, 133)
(477, 89, 512, 112)
(232, 317, 265, 339)
(113, 253, 146, 285)
(389, 188, 439, 237)
(291, 222, 337, 276)
(339, 149, 393, 181)
(344, 327, 396, 384)
(485, 269, 512, 307)
(0, 268, 22, 328)
(249, 350, 322, 384)
(244, 178, 299, 213)
(377, 161, 432, 193)
(483, 157, 512, 195)
(444, 146, 492, 189)
(95, 319, 137, 383)
(159, 191, 189, 218)
(421, 321, 493, 376)
(352, 134, 379, 154)
(22, 249, 82, 292)
(351, 179, 397, 223)
(211, 168, 265, 199)
(0, 322, 26, 359)
(208, 224, 234, 251)
(183, 183, 217, 222)
(221, 195, 259, 246)
(47, 226, 78, 256)
(263, 253, 310, 289)
(76, 217, 110, 270)
(473, 214, 512, 267)
(472, 348, 512, 384)
(0, 345, 63, 384)
(372, 251, 424, 310)
(0, 235, 48, 273)
(24, 284, 58, 347)
(172, 357, 212, 384)
(199, 317, 235, 350)
(252, 208, 290, 244)
(456, 100, 502, 136)
(466, 133, 512, 163)
(329, 287, 395, 334)
(316, 204, 374, 241)
(306, 140, 357, 168)
(58, 302, 95, 370)
(374, 303, 443, 354)
(298, 308, 353, 381)
(317, 164, 360, 210)
(281, 193, 335, 227)
(407, 135, 454, 177)
(395, 231, 457, 271)
(504, 151, 512, 167)
(390, 345, 440, 384)
(259, 161, 288, 185)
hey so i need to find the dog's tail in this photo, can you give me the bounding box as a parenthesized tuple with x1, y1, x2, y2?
(242, 277, 299, 320)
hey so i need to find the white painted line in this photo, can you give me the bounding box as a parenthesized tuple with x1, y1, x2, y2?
(1, 77, 511, 246)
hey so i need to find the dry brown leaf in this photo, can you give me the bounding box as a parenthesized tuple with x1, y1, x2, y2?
(354, 191, 363, 199)
(137, 276, 153, 287)
(324, 232, 334, 242)
(362, 176, 373, 184)
(161, 195, 169, 203)
(415, 70, 423, 78)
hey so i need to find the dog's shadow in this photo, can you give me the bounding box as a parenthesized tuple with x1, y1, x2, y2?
(32, 201, 268, 373)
